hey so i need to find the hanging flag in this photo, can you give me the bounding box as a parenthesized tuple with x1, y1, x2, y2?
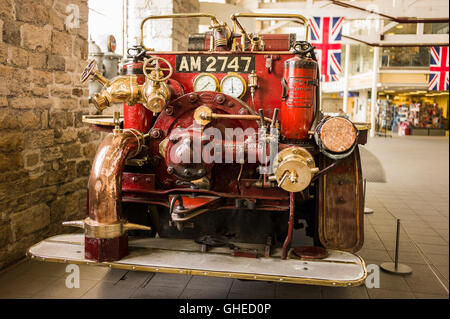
(429, 46, 449, 91)
(309, 17, 344, 82)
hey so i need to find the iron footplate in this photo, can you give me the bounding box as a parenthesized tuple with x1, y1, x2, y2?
(27, 234, 367, 287)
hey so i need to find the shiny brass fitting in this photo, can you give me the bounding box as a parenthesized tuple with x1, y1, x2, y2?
(141, 81, 171, 114)
(89, 75, 142, 111)
(273, 146, 318, 192)
(63, 218, 151, 239)
(81, 60, 144, 111)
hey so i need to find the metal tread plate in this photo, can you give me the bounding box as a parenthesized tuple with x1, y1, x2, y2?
(27, 234, 366, 287)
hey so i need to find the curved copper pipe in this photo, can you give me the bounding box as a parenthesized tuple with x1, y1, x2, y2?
(282, 192, 295, 260)
(88, 131, 142, 224)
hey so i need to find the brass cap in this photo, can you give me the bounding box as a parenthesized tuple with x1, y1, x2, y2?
(145, 95, 166, 113)
(273, 146, 317, 193)
(90, 93, 110, 111)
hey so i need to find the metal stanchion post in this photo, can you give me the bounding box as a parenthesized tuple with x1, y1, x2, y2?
(363, 178, 374, 214)
(380, 219, 413, 275)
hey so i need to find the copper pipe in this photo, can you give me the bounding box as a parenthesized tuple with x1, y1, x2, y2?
(282, 192, 295, 260)
(88, 130, 143, 224)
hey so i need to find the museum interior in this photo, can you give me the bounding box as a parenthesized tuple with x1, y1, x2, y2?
(0, 0, 448, 301)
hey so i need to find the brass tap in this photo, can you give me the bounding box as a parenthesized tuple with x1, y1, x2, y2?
(141, 57, 173, 114)
(81, 60, 143, 112)
(81, 57, 175, 113)
(90, 75, 142, 111)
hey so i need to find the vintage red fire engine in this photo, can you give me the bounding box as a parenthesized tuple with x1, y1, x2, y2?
(28, 13, 369, 286)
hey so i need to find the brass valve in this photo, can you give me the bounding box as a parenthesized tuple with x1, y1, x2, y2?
(81, 57, 174, 113)
(141, 57, 172, 114)
(273, 146, 318, 192)
(81, 60, 142, 111)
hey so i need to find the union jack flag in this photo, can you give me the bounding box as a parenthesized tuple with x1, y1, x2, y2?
(429, 46, 449, 91)
(309, 17, 344, 82)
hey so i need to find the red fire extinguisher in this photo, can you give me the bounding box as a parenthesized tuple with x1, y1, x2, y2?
(280, 44, 318, 140)
(121, 46, 153, 133)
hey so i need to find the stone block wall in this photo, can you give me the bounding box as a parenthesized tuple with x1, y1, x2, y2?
(127, 0, 199, 51)
(0, 0, 101, 269)
(172, 0, 199, 51)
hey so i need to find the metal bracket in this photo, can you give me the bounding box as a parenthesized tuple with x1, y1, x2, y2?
(264, 55, 280, 74)
(265, 236, 272, 258)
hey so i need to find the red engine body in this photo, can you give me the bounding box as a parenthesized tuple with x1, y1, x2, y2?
(81, 33, 366, 263)
(122, 61, 153, 133)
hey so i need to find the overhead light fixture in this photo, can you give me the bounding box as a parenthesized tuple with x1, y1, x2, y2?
(395, 25, 404, 29)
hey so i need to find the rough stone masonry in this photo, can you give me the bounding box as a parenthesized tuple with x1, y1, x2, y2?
(0, 0, 101, 270)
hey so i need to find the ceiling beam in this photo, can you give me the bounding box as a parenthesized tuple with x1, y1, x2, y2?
(382, 21, 399, 34)
(342, 33, 449, 47)
(256, 0, 449, 21)
(329, 0, 449, 23)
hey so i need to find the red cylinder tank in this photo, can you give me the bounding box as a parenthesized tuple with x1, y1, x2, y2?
(121, 61, 153, 133)
(280, 56, 318, 139)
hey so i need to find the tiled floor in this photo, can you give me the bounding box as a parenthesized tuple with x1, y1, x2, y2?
(0, 135, 448, 299)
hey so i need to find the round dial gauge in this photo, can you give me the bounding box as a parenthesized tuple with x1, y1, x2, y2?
(220, 73, 247, 99)
(193, 73, 219, 92)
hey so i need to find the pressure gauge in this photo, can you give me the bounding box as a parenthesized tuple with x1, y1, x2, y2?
(220, 73, 247, 99)
(193, 73, 219, 92)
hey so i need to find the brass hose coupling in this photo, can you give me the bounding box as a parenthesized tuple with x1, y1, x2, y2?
(273, 146, 319, 193)
(81, 59, 142, 112)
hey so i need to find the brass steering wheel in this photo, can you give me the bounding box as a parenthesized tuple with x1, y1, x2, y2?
(143, 57, 173, 82)
(80, 59, 98, 83)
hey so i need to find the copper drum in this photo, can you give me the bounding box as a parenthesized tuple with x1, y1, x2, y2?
(320, 117, 357, 153)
